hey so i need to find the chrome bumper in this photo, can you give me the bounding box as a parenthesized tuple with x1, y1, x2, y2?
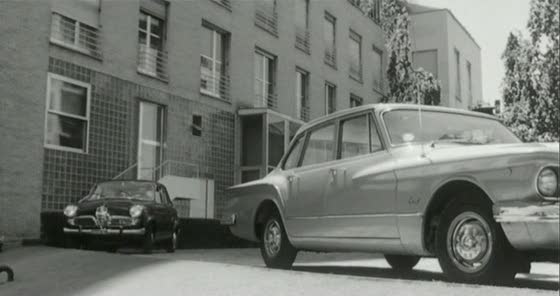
(63, 227, 145, 235)
(494, 203, 559, 250)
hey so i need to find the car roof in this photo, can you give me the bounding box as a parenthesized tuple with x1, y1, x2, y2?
(297, 103, 498, 136)
(97, 179, 159, 185)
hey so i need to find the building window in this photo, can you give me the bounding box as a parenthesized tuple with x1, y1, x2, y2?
(50, 13, 102, 58)
(324, 12, 336, 67)
(255, 0, 278, 36)
(467, 61, 473, 105)
(372, 46, 383, 91)
(455, 49, 461, 101)
(211, 0, 232, 11)
(325, 82, 336, 115)
(200, 24, 230, 100)
(295, 0, 310, 53)
(412, 50, 438, 78)
(45, 73, 90, 153)
(138, 10, 168, 80)
(350, 94, 363, 108)
(296, 68, 310, 122)
(254, 49, 277, 109)
(349, 30, 362, 82)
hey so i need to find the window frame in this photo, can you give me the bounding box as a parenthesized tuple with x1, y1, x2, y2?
(254, 49, 276, 104)
(454, 48, 461, 101)
(466, 61, 473, 104)
(349, 29, 363, 82)
(295, 67, 310, 120)
(139, 10, 165, 50)
(44, 73, 92, 154)
(372, 45, 384, 92)
(325, 82, 337, 115)
(200, 23, 228, 98)
(298, 122, 337, 168)
(323, 11, 337, 68)
(349, 93, 363, 108)
(336, 112, 385, 160)
(50, 12, 101, 59)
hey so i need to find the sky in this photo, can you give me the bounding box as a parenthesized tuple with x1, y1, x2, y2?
(409, 0, 532, 104)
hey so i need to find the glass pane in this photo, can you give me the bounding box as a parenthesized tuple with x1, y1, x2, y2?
(241, 115, 263, 166)
(149, 35, 161, 50)
(372, 50, 383, 85)
(383, 110, 521, 145)
(242, 170, 261, 183)
(138, 31, 147, 46)
(268, 116, 285, 166)
(141, 103, 163, 142)
(254, 53, 263, 78)
(340, 115, 370, 159)
(201, 26, 214, 58)
(323, 17, 334, 47)
(295, 0, 308, 28)
(301, 124, 335, 167)
(53, 14, 76, 44)
(46, 113, 86, 150)
(139, 143, 161, 180)
(149, 16, 163, 38)
(139, 12, 147, 30)
(49, 79, 88, 116)
(284, 135, 304, 170)
(215, 32, 223, 63)
(326, 84, 336, 114)
(349, 37, 360, 71)
(289, 122, 301, 142)
(369, 115, 383, 152)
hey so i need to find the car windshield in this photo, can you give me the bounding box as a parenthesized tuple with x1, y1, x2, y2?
(383, 110, 521, 146)
(86, 181, 156, 201)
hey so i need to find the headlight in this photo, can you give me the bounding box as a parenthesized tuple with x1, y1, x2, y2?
(63, 205, 78, 217)
(129, 205, 145, 218)
(537, 168, 558, 197)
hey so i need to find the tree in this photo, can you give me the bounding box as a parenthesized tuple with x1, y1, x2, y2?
(361, 0, 441, 105)
(501, 0, 559, 142)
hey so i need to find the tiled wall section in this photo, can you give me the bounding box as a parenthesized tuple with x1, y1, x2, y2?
(43, 58, 235, 218)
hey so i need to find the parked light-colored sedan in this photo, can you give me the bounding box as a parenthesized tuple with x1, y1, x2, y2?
(224, 104, 559, 283)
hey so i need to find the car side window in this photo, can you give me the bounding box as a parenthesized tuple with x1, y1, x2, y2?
(161, 186, 172, 205)
(154, 188, 163, 204)
(300, 123, 336, 167)
(369, 114, 383, 152)
(339, 115, 370, 159)
(283, 135, 305, 170)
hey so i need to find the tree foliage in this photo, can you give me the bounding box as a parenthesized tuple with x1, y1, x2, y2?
(372, 0, 441, 105)
(501, 0, 559, 142)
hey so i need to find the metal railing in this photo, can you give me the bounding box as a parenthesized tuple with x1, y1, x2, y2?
(295, 26, 311, 54)
(50, 14, 102, 59)
(211, 0, 232, 11)
(255, 2, 278, 36)
(113, 163, 138, 180)
(324, 47, 337, 67)
(200, 72, 231, 101)
(137, 44, 169, 81)
(255, 92, 278, 110)
(300, 104, 310, 122)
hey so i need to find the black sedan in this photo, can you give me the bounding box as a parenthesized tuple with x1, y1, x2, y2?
(63, 180, 179, 253)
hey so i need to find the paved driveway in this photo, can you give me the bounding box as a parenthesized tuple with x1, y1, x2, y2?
(0, 247, 558, 296)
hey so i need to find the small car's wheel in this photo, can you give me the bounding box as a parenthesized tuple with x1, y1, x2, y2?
(436, 200, 515, 283)
(165, 228, 179, 253)
(260, 214, 297, 269)
(143, 225, 155, 254)
(384, 255, 421, 271)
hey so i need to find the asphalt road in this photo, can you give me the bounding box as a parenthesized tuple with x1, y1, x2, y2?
(0, 246, 558, 296)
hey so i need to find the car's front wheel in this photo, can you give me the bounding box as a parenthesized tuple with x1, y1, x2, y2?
(165, 228, 179, 253)
(143, 225, 155, 254)
(384, 255, 421, 271)
(260, 214, 297, 269)
(435, 200, 515, 283)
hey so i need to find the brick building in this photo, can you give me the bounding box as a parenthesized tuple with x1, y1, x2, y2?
(0, 0, 387, 242)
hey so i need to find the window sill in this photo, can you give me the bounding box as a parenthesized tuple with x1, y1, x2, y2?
(349, 74, 363, 84)
(137, 69, 169, 83)
(200, 90, 232, 104)
(45, 144, 88, 155)
(50, 39, 103, 61)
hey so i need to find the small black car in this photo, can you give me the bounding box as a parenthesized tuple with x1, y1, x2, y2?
(63, 180, 179, 253)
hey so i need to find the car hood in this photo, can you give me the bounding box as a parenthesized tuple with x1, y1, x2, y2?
(76, 198, 151, 216)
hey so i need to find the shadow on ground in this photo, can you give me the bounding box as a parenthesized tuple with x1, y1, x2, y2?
(292, 264, 560, 291)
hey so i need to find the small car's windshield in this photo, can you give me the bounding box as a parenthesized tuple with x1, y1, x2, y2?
(383, 110, 521, 146)
(86, 181, 156, 201)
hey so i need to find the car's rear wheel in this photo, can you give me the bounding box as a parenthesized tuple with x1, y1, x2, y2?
(384, 255, 421, 271)
(435, 200, 515, 283)
(165, 228, 179, 253)
(143, 225, 155, 254)
(260, 214, 297, 269)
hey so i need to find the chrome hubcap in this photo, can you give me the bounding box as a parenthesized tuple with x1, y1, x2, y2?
(447, 212, 492, 273)
(264, 220, 282, 257)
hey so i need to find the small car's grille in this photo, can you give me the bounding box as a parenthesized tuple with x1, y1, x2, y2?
(108, 217, 134, 227)
(73, 216, 98, 228)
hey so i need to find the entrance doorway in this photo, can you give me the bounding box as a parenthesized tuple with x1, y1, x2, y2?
(137, 101, 165, 180)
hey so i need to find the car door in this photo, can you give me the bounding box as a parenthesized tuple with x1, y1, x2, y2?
(153, 186, 171, 240)
(160, 185, 177, 232)
(283, 122, 337, 238)
(323, 112, 399, 238)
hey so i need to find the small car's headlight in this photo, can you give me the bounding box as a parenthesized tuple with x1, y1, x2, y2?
(63, 205, 78, 217)
(537, 168, 558, 197)
(129, 205, 145, 218)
